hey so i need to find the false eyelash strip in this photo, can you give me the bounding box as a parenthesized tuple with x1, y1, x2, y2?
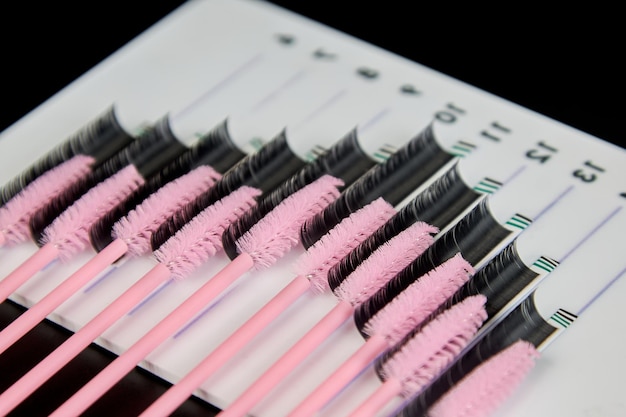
(0, 106, 133, 207)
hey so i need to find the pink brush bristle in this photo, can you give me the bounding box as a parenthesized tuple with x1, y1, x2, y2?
(154, 185, 262, 280)
(381, 295, 488, 397)
(428, 340, 539, 417)
(235, 174, 344, 270)
(0, 155, 95, 247)
(45, 176, 344, 417)
(42, 164, 146, 261)
(293, 197, 396, 293)
(363, 253, 475, 346)
(113, 165, 221, 257)
(334, 221, 438, 306)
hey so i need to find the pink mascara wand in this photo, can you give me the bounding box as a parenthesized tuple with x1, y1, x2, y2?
(47, 175, 342, 417)
(284, 253, 474, 417)
(218, 220, 438, 417)
(0, 186, 260, 416)
(0, 155, 95, 248)
(426, 340, 539, 417)
(138, 197, 397, 417)
(0, 164, 222, 355)
(347, 295, 488, 417)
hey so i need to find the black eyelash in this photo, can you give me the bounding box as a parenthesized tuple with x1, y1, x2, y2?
(354, 199, 512, 336)
(328, 163, 480, 291)
(150, 130, 305, 251)
(395, 297, 554, 417)
(29, 117, 186, 245)
(222, 128, 375, 259)
(88, 120, 246, 252)
(453, 240, 541, 318)
(300, 123, 454, 249)
(0, 106, 133, 206)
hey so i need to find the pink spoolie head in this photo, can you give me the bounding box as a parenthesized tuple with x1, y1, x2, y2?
(235, 175, 343, 271)
(41, 164, 145, 261)
(154, 186, 261, 281)
(112, 166, 221, 257)
(380, 295, 488, 397)
(428, 339, 539, 417)
(334, 221, 438, 307)
(292, 197, 396, 294)
(0, 155, 95, 247)
(363, 253, 475, 346)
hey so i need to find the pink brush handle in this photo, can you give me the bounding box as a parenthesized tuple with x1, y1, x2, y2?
(138, 274, 311, 417)
(0, 239, 128, 355)
(0, 262, 169, 416)
(218, 300, 354, 417)
(286, 334, 389, 417)
(0, 242, 59, 303)
(49, 253, 255, 417)
(347, 378, 403, 417)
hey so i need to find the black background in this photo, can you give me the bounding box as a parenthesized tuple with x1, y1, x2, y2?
(0, 1, 623, 416)
(1, 1, 624, 147)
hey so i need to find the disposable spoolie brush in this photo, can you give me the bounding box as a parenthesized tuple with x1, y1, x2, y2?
(0, 186, 260, 416)
(0, 106, 134, 207)
(0, 155, 95, 248)
(137, 197, 396, 417)
(47, 175, 343, 417)
(424, 340, 539, 417)
(0, 117, 192, 302)
(347, 295, 488, 417)
(217, 220, 438, 417)
(284, 253, 474, 417)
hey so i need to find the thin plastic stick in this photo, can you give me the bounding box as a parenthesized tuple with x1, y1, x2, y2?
(48, 253, 255, 417)
(0, 263, 170, 416)
(347, 379, 403, 417)
(0, 242, 59, 302)
(138, 274, 311, 417)
(217, 300, 354, 417)
(286, 335, 388, 417)
(0, 238, 128, 354)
